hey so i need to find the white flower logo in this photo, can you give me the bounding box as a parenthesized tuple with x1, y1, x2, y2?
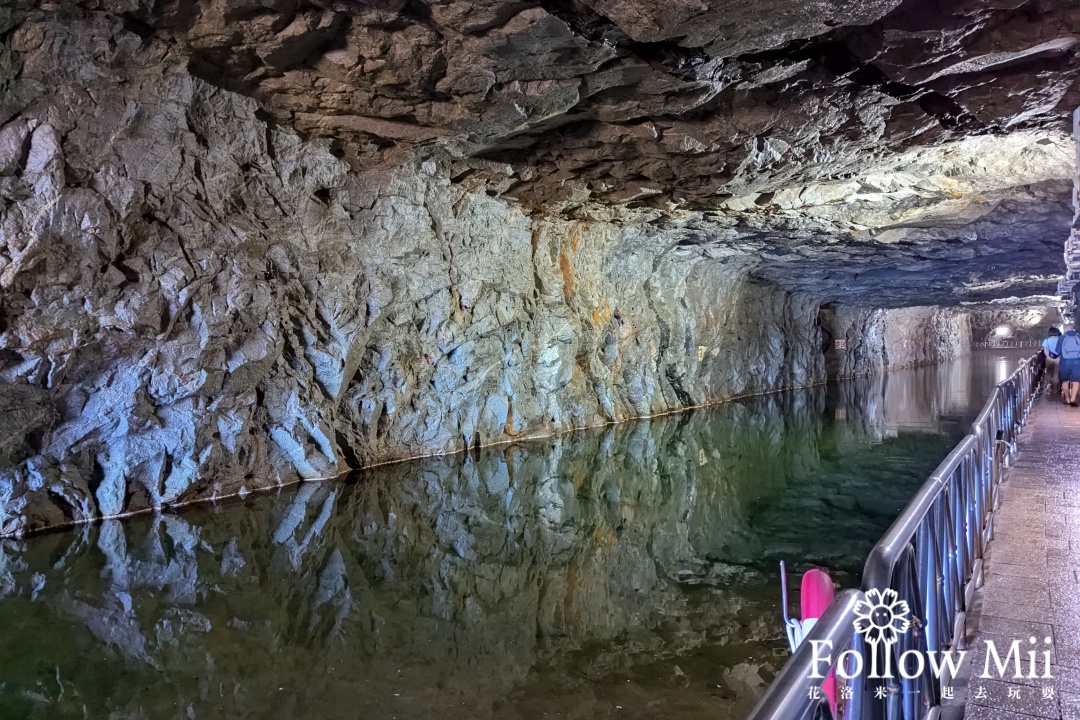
(853, 588, 911, 646)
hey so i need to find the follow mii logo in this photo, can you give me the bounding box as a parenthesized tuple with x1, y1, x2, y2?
(808, 589, 1054, 686)
(853, 587, 911, 649)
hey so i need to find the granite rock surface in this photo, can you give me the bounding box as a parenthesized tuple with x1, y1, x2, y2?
(33, 0, 1075, 209)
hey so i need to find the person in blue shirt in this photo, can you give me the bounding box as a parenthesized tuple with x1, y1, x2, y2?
(1056, 324, 1080, 406)
(1042, 327, 1062, 399)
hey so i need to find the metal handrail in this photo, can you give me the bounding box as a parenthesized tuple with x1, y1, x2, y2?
(747, 355, 1041, 720)
(972, 341, 1039, 348)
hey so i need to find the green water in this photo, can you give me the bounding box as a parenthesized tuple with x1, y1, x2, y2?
(0, 351, 1028, 719)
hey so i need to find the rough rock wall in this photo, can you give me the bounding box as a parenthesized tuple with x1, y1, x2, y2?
(0, 14, 830, 537)
(822, 306, 971, 379)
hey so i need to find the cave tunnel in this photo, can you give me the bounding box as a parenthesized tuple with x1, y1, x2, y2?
(0, 1, 1078, 718)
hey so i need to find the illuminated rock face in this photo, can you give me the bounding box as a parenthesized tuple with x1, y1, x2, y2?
(0, 3, 1060, 533)
(0, 20, 824, 531)
(30, 0, 1073, 213)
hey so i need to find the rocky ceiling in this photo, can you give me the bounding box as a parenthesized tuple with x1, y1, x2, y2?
(9, 0, 1080, 305)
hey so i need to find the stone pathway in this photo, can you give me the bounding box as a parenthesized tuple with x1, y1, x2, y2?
(963, 396, 1080, 719)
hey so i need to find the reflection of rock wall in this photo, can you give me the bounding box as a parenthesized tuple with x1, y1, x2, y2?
(825, 351, 1015, 450)
(0, 371, 971, 720)
(0, 399, 822, 719)
(831, 361, 969, 443)
(823, 306, 971, 379)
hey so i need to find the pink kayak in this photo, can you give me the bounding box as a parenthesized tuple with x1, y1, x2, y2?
(782, 563, 838, 717)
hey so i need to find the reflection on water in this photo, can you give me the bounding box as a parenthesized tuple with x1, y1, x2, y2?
(0, 352, 1026, 720)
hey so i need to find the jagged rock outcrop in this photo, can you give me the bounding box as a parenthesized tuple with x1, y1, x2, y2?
(34, 0, 1077, 208)
(0, 2, 1061, 534)
(0, 10, 827, 535)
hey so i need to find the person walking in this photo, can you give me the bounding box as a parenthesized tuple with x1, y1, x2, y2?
(1042, 327, 1062, 398)
(1056, 324, 1080, 406)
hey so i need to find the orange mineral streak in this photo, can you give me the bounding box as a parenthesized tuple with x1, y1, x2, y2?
(559, 225, 588, 301)
(503, 396, 518, 436)
(563, 563, 581, 625)
(559, 247, 574, 300)
(592, 525, 615, 548)
(591, 298, 613, 325)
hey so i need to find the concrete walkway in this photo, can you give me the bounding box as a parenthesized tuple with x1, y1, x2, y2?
(963, 397, 1080, 719)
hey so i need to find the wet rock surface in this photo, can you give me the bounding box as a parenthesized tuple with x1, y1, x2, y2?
(822, 305, 973, 378)
(0, 365, 994, 719)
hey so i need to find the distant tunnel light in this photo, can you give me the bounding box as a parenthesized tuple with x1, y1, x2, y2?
(994, 325, 1011, 337)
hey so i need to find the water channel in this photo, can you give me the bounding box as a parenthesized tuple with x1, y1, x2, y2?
(0, 350, 1031, 719)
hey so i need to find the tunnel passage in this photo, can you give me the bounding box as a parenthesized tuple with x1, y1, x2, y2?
(819, 304, 841, 380)
(0, 1, 1073, 533)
